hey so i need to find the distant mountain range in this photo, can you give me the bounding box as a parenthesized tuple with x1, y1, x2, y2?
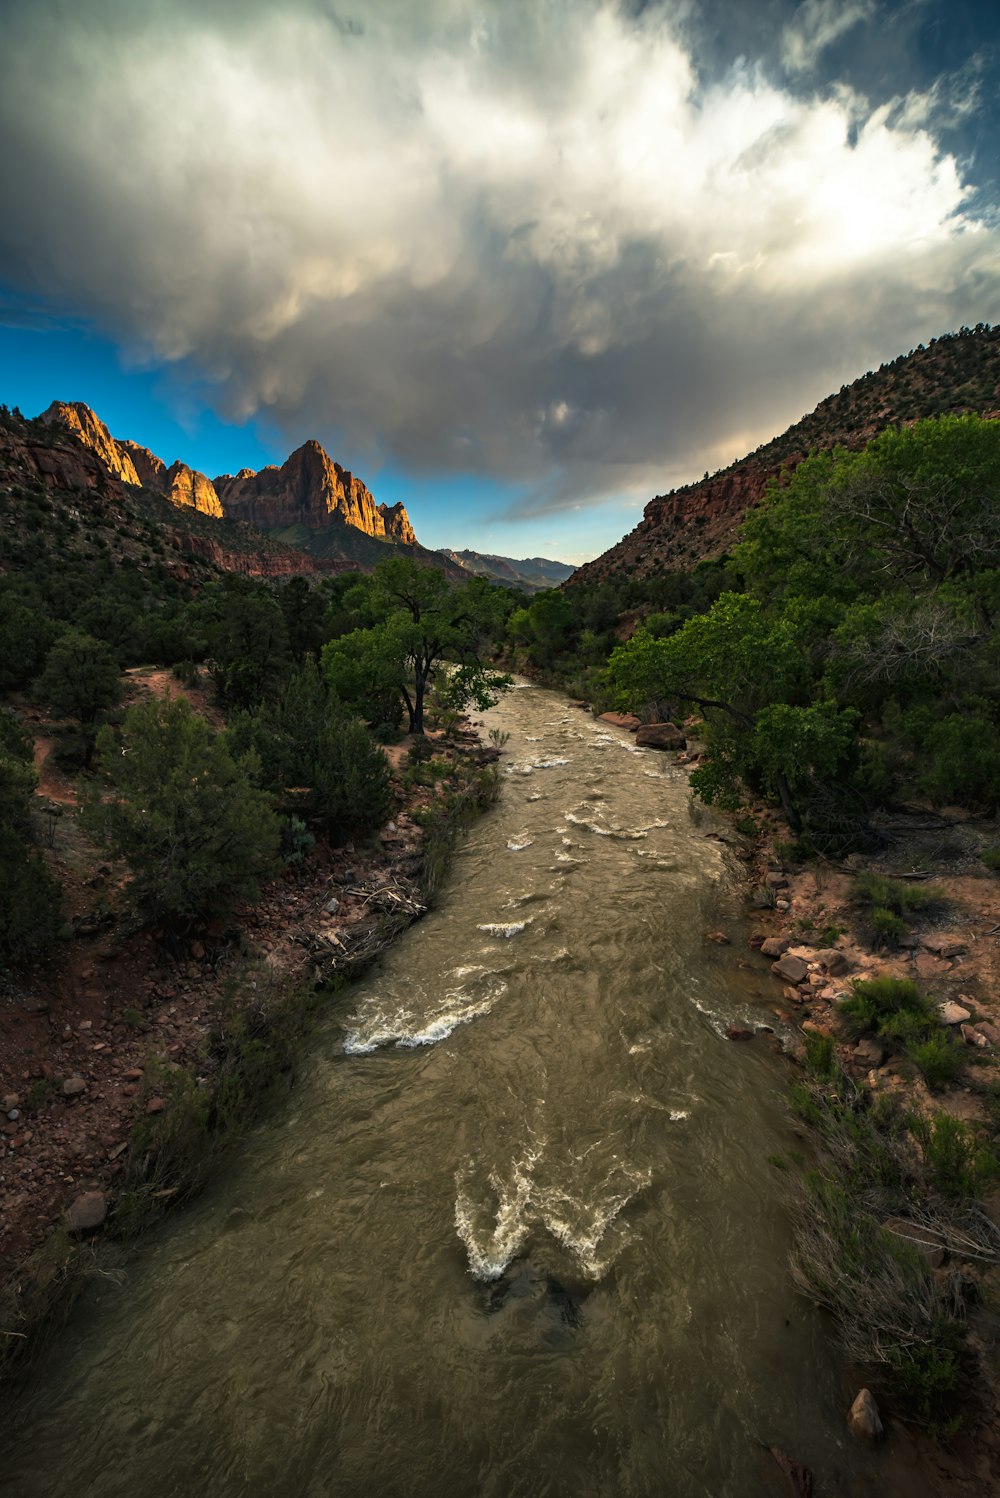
(571, 323, 1000, 586)
(37, 401, 461, 577)
(437, 548, 575, 592)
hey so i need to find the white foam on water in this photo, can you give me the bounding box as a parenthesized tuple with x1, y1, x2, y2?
(670, 1109, 690, 1122)
(506, 836, 534, 851)
(564, 811, 647, 840)
(343, 976, 507, 1054)
(524, 736, 542, 742)
(532, 757, 569, 769)
(477, 920, 531, 938)
(526, 793, 543, 802)
(456, 1147, 652, 1282)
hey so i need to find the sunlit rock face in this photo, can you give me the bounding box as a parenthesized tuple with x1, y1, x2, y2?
(163, 461, 224, 518)
(214, 440, 414, 541)
(41, 401, 143, 488)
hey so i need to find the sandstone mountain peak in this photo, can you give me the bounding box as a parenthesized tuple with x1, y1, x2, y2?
(42, 401, 142, 488)
(40, 401, 427, 568)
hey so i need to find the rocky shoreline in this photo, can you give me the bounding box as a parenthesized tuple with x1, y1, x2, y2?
(0, 709, 499, 1388)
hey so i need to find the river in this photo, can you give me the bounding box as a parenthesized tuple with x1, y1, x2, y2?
(2, 683, 921, 1496)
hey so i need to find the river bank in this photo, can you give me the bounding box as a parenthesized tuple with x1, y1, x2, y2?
(0, 697, 500, 1385)
(655, 725, 1000, 1492)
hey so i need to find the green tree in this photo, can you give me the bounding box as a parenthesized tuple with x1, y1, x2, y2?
(88, 697, 280, 926)
(36, 629, 122, 766)
(322, 558, 511, 734)
(207, 585, 290, 709)
(229, 660, 393, 839)
(0, 709, 61, 962)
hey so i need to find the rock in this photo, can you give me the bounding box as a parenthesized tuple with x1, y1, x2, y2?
(62, 1077, 87, 1097)
(783, 986, 803, 1005)
(145, 1097, 166, 1114)
(939, 1001, 972, 1026)
(2, 1093, 19, 1111)
(598, 712, 641, 730)
(705, 930, 730, 944)
(771, 954, 809, 984)
(325, 898, 340, 915)
(896, 931, 919, 949)
(760, 937, 789, 958)
(634, 722, 687, 750)
(775, 898, 791, 912)
(814, 948, 850, 976)
(961, 1024, 988, 1048)
(6, 1108, 19, 1121)
(975, 1022, 1000, 1046)
(726, 1027, 754, 1042)
(847, 1388, 884, 1443)
(191, 940, 206, 961)
(853, 1037, 887, 1067)
(765, 872, 789, 890)
(748, 933, 765, 950)
(923, 935, 965, 957)
(65, 1190, 108, 1234)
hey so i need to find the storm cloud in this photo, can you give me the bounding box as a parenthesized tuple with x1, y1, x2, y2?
(1, 0, 998, 515)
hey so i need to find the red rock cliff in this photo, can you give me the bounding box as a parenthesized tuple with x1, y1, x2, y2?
(41, 401, 142, 487)
(214, 440, 414, 540)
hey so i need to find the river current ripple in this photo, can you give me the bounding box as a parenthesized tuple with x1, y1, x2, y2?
(3, 682, 914, 1496)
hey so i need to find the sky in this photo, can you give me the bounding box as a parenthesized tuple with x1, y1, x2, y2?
(1, 0, 999, 564)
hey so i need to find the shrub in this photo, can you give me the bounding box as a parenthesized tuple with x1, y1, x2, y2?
(911, 1114, 998, 1198)
(0, 824, 62, 963)
(980, 845, 1000, 872)
(910, 1034, 964, 1091)
(840, 976, 931, 1038)
(851, 872, 939, 917)
(87, 697, 280, 927)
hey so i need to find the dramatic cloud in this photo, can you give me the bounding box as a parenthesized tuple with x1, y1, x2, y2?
(1, 0, 998, 516)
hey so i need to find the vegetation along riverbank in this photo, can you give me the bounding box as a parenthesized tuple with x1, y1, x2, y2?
(0, 415, 517, 1386)
(509, 405, 1000, 1485)
(4, 333, 1000, 1489)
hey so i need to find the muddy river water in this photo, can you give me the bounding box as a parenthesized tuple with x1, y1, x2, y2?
(2, 683, 925, 1496)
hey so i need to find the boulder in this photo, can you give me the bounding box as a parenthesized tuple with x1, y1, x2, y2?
(765, 872, 789, 890)
(814, 948, 851, 976)
(634, 722, 687, 751)
(65, 1191, 108, 1235)
(853, 1037, 886, 1068)
(62, 1077, 87, 1097)
(938, 1000, 971, 1026)
(847, 1388, 883, 1443)
(726, 1027, 754, 1042)
(705, 930, 730, 944)
(760, 937, 789, 958)
(771, 954, 809, 984)
(598, 712, 641, 730)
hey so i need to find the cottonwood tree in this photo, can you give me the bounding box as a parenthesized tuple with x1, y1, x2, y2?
(322, 558, 511, 734)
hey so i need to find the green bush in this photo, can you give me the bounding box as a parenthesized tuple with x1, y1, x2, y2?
(88, 697, 280, 926)
(840, 976, 931, 1038)
(980, 845, 1000, 872)
(870, 905, 909, 948)
(911, 1113, 998, 1198)
(0, 824, 62, 963)
(852, 872, 939, 917)
(910, 1034, 963, 1091)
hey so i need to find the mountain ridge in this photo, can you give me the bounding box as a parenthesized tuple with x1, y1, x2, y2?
(39, 401, 440, 570)
(570, 324, 1000, 586)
